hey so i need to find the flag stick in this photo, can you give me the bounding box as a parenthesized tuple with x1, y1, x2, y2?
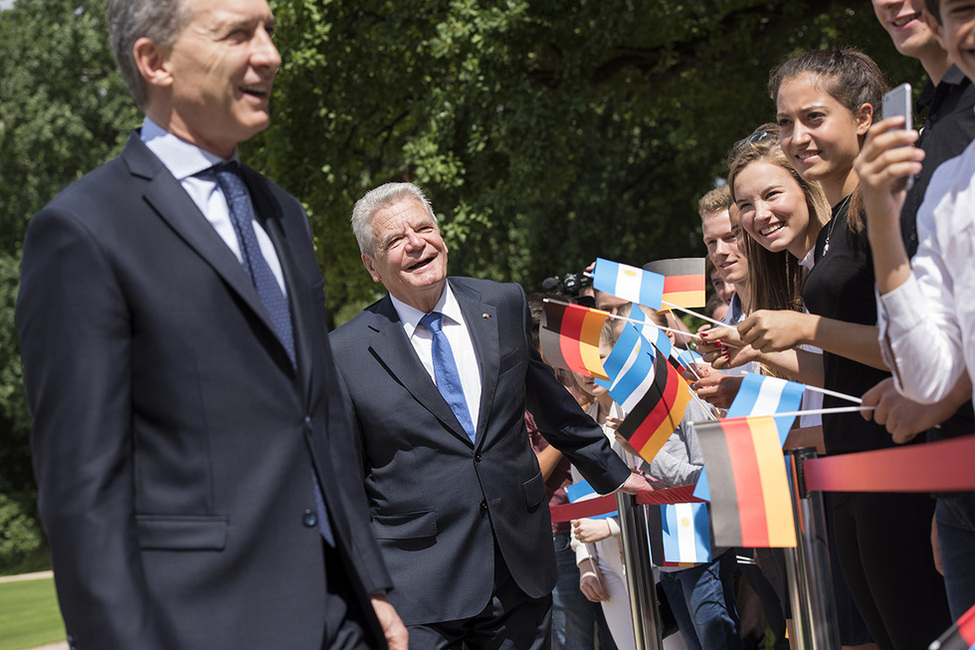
(767, 406, 871, 418)
(542, 297, 706, 342)
(661, 300, 731, 329)
(801, 385, 863, 405)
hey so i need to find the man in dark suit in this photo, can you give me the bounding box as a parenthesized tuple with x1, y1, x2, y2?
(330, 182, 651, 648)
(15, 0, 406, 648)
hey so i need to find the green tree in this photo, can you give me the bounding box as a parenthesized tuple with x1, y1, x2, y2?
(0, 0, 138, 570)
(0, 0, 137, 252)
(256, 0, 923, 322)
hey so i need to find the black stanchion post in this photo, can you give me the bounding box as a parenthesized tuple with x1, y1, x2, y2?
(783, 448, 840, 650)
(616, 492, 665, 650)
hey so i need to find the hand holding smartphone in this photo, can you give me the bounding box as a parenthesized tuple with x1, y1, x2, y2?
(881, 82, 914, 190)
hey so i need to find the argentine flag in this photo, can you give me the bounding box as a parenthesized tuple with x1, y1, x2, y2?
(592, 258, 665, 309)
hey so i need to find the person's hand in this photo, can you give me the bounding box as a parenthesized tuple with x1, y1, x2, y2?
(612, 430, 641, 458)
(861, 377, 964, 444)
(737, 310, 812, 353)
(578, 558, 610, 602)
(688, 365, 742, 410)
(370, 593, 408, 650)
(573, 518, 613, 544)
(854, 116, 923, 231)
(617, 471, 654, 494)
(605, 415, 623, 432)
(697, 324, 737, 354)
(698, 325, 759, 370)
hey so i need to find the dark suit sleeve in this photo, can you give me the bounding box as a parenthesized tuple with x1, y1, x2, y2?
(322, 350, 394, 595)
(515, 286, 631, 494)
(17, 207, 165, 648)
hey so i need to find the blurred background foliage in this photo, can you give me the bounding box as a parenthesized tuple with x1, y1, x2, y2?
(0, 0, 926, 570)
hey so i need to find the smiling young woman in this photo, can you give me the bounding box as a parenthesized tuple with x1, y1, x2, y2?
(727, 124, 830, 315)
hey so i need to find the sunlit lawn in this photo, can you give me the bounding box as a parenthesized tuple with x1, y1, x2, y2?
(0, 577, 65, 650)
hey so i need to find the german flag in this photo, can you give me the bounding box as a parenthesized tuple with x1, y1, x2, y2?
(643, 258, 706, 309)
(540, 302, 609, 380)
(694, 416, 796, 548)
(930, 601, 975, 650)
(610, 339, 692, 464)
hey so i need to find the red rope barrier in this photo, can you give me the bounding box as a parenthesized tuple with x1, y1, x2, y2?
(549, 495, 617, 522)
(804, 434, 975, 493)
(549, 484, 704, 523)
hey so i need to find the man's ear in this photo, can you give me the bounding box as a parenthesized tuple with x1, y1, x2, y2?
(133, 37, 174, 90)
(362, 253, 382, 283)
(856, 102, 875, 136)
(922, 9, 947, 50)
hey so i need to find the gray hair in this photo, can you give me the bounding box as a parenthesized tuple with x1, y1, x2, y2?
(351, 182, 438, 256)
(108, 0, 191, 110)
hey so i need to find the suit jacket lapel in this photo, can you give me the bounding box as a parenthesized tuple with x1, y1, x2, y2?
(452, 280, 499, 447)
(368, 297, 473, 446)
(123, 135, 294, 376)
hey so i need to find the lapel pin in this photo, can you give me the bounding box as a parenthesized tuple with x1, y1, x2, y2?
(482, 313, 491, 319)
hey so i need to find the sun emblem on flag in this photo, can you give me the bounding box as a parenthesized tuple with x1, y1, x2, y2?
(680, 517, 691, 527)
(624, 269, 637, 276)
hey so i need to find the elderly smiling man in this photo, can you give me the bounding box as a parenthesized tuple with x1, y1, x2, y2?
(330, 182, 652, 649)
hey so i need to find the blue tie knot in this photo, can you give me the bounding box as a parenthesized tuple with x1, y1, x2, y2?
(420, 311, 445, 334)
(200, 163, 247, 202)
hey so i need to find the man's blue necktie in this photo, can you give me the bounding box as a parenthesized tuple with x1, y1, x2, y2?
(206, 163, 296, 365)
(204, 163, 334, 546)
(419, 311, 476, 443)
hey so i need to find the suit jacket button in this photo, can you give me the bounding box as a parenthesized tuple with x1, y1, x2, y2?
(480, 500, 488, 511)
(474, 453, 482, 462)
(303, 509, 318, 528)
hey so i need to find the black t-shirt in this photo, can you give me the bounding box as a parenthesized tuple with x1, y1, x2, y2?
(901, 66, 975, 257)
(803, 199, 895, 454)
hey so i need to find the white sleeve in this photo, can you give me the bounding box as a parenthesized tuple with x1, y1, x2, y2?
(877, 173, 967, 404)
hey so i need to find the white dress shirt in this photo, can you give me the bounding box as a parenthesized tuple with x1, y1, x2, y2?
(877, 137, 975, 405)
(140, 117, 287, 294)
(390, 285, 482, 431)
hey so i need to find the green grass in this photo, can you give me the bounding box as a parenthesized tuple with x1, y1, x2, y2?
(0, 577, 65, 650)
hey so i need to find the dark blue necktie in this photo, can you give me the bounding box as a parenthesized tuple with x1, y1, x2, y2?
(206, 163, 296, 365)
(420, 311, 476, 443)
(203, 163, 334, 546)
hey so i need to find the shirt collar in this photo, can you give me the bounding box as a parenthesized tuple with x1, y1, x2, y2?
(140, 117, 236, 181)
(389, 282, 464, 339)
(942, 64, 967, 88)
(726, 292, 745, 324)
(799, 246, 816, 271)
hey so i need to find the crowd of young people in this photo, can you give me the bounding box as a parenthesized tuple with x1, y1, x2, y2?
(536, 2, 975, 648)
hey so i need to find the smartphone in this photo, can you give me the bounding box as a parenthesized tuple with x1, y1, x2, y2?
(882, 82, 914, 190)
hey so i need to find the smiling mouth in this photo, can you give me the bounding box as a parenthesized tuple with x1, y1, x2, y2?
(241, 85, 271, 99)
(760, 223, 784, 236)
(407, 256, 435, 271)
(892, 13, 921, 28)
(795, 150, 819, 163)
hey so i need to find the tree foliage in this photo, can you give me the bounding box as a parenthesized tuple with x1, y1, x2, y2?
(253, 0, 924, 322)
(0, 0, 137, 253)
(0, 0, 138, 566)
